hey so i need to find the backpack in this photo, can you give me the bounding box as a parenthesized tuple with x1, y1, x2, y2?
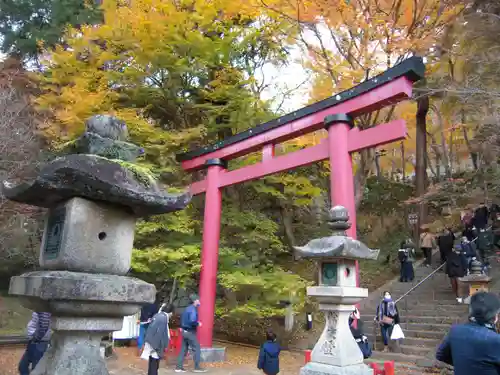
(356, 336, 372, 358)
(398, 249, 408, 262)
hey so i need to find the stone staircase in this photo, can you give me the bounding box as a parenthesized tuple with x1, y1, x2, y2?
(358, 254, 467, 373)
(359, 253, 500, 373)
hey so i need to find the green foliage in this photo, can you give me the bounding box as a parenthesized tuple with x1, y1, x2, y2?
(359, 176, 414, 215)
(0, 0, 101, 59)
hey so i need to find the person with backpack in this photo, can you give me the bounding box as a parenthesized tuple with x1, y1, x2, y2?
(398, 240, 415, 282)
(257, 330, 281, 375)
(349, 311, 372, 359)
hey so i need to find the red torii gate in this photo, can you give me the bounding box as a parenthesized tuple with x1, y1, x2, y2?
(176, 57, 425, 348)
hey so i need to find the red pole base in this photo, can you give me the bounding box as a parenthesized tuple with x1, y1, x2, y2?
(304, 350, 312, 364)
(369, 361, 395, 375)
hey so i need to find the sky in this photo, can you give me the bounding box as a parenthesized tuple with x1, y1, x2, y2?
(256, 46, 312, 113)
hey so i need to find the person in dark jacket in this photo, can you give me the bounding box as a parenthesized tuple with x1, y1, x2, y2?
(349, 312, 371, 359)
(398, 240, 415, 282)
(138, 301, 160, 353)
(473, 202, 489, 230)
(142, 304, 174, 375)
(460, 236, 477, 272)
(436, 291, 500, 375)
(437, 228, 455, 266)
(492, 212, 500, 250)
(476, 228, 493, 266)
(446, 247, 467, 303)
(375, 291, 400, 352)
(19, 311, 51, 375)
(175, 294, 206, 373)
(257, 330, 281, 375)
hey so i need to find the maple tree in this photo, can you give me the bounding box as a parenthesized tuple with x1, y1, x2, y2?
(36, 0, 313, 318)
(258, 0, 464, 202)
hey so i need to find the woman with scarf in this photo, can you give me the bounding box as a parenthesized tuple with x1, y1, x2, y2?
(375, 291, 400, 352)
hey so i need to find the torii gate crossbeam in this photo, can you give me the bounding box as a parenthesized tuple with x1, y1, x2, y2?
(176, 57, 425, 350)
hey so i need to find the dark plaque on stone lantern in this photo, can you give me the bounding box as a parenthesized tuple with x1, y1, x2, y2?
(43, 205, 66, 260)
(322, 263, 338, 286)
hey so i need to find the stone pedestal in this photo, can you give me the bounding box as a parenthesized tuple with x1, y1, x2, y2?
(10, 270, 155, 375)
(3, 115, 192, 374)
(458, 259, 492, 304)
(293, 206, 379, 375)
(301, 361, 373, 375)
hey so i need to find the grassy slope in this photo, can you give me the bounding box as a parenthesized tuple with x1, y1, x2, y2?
(0, 294, 31, 335)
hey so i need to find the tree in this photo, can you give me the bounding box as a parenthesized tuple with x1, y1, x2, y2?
(0, 0, 102, 61)
(261, 0, 463, 203)
(36, 0, 310, 318)
(0, 57, 46, 284)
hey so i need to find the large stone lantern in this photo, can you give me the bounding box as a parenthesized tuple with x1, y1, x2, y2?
(295, 206, 379, 375)
(3, 115, 191, 375)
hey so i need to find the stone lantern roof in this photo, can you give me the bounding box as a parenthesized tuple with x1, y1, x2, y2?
(293, 205, 379, 260)
(2, 115, 191, 216)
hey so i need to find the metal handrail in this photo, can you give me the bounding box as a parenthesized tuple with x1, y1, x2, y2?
(395, 226, 491, 304)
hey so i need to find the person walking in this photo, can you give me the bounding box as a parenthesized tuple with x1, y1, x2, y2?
(446, 247, 467, 303)
(141, 304, 174, 375)
(473, 202, 489, 230)
(436, 292, 500, 374)
(460, 236, 477, 273)
(437, 228, 455, 267)
(375, 291, 400, 353)
(492, 211, 500, 250)
(419, 226, 436, 267)
(398, 239, 415, 282)
(138, 301, 160, 354)
(175, 294, 206, 373)
(476, 228, 493, 267)
(257, 330, 281, 375)
(18, 311, 51, 375)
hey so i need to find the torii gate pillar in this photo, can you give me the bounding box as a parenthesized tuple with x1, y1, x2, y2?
(325, 113, 360, 281)
(197, 159, 226, 348)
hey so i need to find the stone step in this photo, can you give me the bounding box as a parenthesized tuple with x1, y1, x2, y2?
(398, 304, 468, 317)
(400, 315, 462, 324)
(366, 328, 445, 340)
(369, 350, 426, 364)
(399, 301, 466, 309)
(391, 344, 430, 356)
(365, 359, 430, 375)
(366, 334, 440, 347)
(400, 322, 450, 332)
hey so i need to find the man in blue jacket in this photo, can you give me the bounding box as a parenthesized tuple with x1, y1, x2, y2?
(436, 291, 500, 375)
(19, 311, 51, 375)
(175, 294, 206, 373)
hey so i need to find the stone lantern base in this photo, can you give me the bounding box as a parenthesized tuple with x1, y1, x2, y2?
(300, 362, 373, 375)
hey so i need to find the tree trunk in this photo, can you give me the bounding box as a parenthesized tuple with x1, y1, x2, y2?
(461, 109, 478, 170)
(280, 203, 296, 251)
(416, 95, 429, 226)
(401, 142, 405, 182)
(168, 278, 178, 306)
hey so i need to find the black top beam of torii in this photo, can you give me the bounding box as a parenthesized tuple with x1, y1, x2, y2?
(176, 56, 425, 162)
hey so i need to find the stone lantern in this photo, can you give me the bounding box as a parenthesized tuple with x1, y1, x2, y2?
(459, 259, 492, 305)
(294, 206, 379, 375)
(3, 115, 191, 375)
